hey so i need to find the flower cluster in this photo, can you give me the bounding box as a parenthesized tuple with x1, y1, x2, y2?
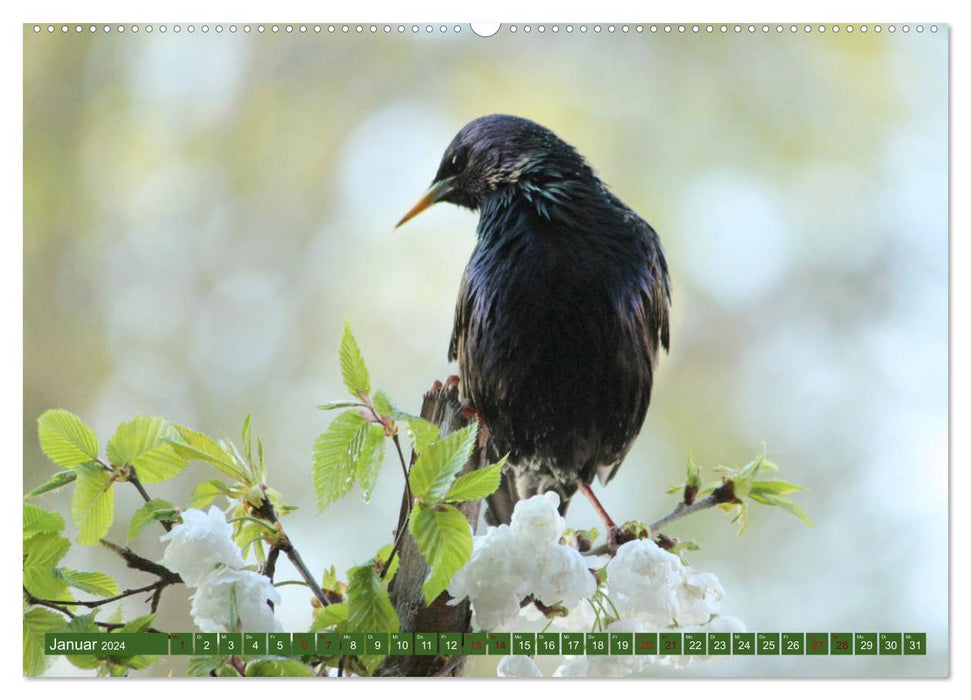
(466, 493, 745, 678)
(448, 492, 597, 630)
(160, 507, 281, 632)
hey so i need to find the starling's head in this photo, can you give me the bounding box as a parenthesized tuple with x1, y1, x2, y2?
(396, 114, 592, 228)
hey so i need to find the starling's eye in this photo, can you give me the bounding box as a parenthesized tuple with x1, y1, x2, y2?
(446, 147, 469, 175)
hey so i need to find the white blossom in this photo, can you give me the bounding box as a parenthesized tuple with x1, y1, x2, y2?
(676, 570, 725, 626)
(191, 567, 282, 633)
(448, 493, 596, 630)
(160, 507, 245, 586)
(497, 655, 544, 677)
(606, 539, 686, 627)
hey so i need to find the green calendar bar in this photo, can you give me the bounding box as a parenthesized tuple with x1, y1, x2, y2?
(169, 633, 193, 655)
(512, 632, 536, 655)
(43, 631, 932, 657)
(733, 632, 755, 655)
(44, 633, 168, 656)
(317, 633, 340, 656)
(782, 632, 805, 655)
(806, 633, 828, 655)
(683, 632, 706, 656)
(389, 632, 413, 655)
(634, 632, 658, 655)
(562, 632, 585, 655)
(194, 633, 217, 656)
(488, 632, 511, 655)
(440, 633, 462, 656)
(831, 633, 852, 655)
(268, 633, 291, 656)
(537, 632, 560, 655)
(757, 632, 779, 655)
(464, 632, 488, 655)
(243, 633, 266, 655)
(904, 633, 926, 655)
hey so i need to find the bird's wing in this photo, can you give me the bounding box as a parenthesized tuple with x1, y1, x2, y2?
(448, 267, 471, 363)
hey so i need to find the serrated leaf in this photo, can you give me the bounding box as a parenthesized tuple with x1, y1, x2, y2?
(310, 601, 349, 633)
(188, 479, 231, 509)
(128, 499, 178, 541)
(72, 463, 115, 546)
(395, 413, 440, 453)
(24, 504, 65, 539)
(408, 503, 473, 604)
(169, 426, 246, 481)
(119, 613, 157, 634)
(408, 423, 478, 502)
(25, 470, 78, 500)
(107, 417, 187, 484)
(24, 532, 71, 598)
(313, 410, 368, 510)
(37, 409, 99, 468)
(187, 656, 228, 676)
(23, 606, 68, 676)
(444, 457, 505, 502)
(353, 423, 386, 502)
(372, 390, 394, 417)
(246, 659, 314, 676)
(339, 320, 371, 398)
(346, 564, 399, 634)
(60, 569, 119, 597)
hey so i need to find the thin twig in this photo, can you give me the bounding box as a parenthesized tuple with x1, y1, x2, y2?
(25, 581, 167, 609)
(379, 434, 412, 580)
(127, 469, 173, 532)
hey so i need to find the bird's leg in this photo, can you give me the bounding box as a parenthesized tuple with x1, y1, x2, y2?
(576, 482, 624, 547)
(458, 397, 490, 450)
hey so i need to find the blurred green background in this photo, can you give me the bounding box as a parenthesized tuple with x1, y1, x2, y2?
(23, 24, 947, 677)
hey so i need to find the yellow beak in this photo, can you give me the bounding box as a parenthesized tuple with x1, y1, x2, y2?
(395, 178, 455, 229)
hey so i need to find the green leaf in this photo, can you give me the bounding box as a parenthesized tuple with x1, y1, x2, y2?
(395, 413, 440, 453)
(353, 422, 387, 502)
(187, 655, 229, 676)
(750, 479, 806, 496)
(444, 457, 505, 503)
(346, 563, 399, 634)
(408, 423, 478, 502)
(24, 532, 71, 598)
(339, 320, 371, 398)
(317, 401, 365, 411)
(37, 409, 99, 468)
(119, 614, 157, 634)
(188, 479, 231, 509)
(750, 492, 815, 528)
(246, 659, 314, 677)
(107, 417, 187, 484)
(313, 410, 368, 510)
(25, 470, 78, 499)
(128, 499, 178, 541)
(62, 614, 101, 669)
(60, 569, 119, 597)
(169, 426, 246, 482)
(408, 503, 473, 604)
(24, 504, 65, 539)
(23, 606, 67, 676)
(310, 601, 349, 632)
(372, 390, 395, 418)
(72, 463, 115, 546)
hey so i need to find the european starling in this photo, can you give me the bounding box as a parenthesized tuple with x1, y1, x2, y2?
(397, 115, 671, 530)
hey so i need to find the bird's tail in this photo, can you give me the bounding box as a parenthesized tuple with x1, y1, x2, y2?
(484, 465, 578, 526)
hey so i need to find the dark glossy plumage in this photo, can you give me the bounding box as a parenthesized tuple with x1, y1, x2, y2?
(401, 115, 671, 524)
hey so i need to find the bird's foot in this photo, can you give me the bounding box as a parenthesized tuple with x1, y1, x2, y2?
(428, 374, 461, 394)
(458, 397, 490, 448)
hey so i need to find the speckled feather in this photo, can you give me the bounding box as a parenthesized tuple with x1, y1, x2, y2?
(427, 115, 670, 524)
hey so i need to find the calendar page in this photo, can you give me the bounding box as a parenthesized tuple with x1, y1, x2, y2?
(22, 19, 948, 679)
